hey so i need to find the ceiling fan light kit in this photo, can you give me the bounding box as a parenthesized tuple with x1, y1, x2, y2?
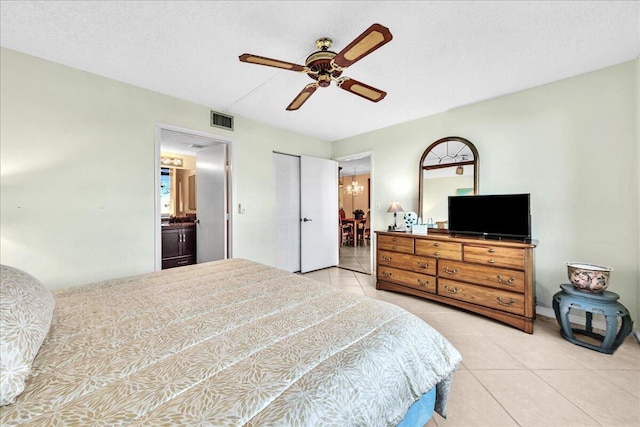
(239, 23, 393, 110)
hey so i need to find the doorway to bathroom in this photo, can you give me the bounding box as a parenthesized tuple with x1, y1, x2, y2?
(154, 124, 234, 271)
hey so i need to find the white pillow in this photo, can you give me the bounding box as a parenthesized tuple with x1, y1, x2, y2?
(0, 265, 55, 406)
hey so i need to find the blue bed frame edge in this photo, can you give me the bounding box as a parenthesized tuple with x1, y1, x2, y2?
(397, 387, 436, 426)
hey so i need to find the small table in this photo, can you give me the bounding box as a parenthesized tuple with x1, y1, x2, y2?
(552, 284, 633, 354)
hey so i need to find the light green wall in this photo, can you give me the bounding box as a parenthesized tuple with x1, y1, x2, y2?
(0, 47, 330, 288)
(2, 46, 637, 324)
(333, 61, 639, 322)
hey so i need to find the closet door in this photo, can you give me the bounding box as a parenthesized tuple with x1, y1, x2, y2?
(273, 153, 301, 272)
(273, 154, 338, 273)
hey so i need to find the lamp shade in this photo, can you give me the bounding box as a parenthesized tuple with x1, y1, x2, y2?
(387, 201, 404, 213)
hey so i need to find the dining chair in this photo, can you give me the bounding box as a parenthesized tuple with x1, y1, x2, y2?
(356, 210, 371, 246)
(339, 214, 354, 246)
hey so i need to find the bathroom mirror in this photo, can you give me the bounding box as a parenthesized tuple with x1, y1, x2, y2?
(418, 136, 479, 230)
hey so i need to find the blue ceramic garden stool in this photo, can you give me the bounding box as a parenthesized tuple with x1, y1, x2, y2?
(553, 284, 633, 354)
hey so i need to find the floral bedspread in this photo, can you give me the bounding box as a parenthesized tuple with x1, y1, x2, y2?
(1, 258, 461, 426)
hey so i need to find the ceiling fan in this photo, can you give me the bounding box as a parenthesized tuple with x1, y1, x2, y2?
(239, 23, 393, 111)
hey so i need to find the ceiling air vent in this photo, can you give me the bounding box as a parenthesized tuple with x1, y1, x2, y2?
(211, 111, 234, 131)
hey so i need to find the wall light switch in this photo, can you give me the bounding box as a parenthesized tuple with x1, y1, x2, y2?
(238, 203, 246, 214)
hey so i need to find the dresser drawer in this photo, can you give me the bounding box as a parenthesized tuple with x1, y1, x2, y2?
(378, 266, 435, 294)
(415, 240, 462, 260)
(438, 260, 525, 293)
(464, 245, 525, 269)
(378, 250, 436, 275)
(438, 278, 525, 316)
(378, 235, 414, 254)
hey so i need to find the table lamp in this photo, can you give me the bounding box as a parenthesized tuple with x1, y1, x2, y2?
(387, 201, 404, 229)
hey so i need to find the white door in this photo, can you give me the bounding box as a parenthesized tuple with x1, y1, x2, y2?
(300, 155, 339, 272)
(196, 143, 227, 263)
(273, 153, 301, 272)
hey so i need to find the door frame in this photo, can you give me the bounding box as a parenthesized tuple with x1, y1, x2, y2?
(154, 123, 236, 271)
(334, 150, 374, 274)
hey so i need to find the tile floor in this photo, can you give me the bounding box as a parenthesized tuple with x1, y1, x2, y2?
(302, 267, 640, 427)
(338, 242, 372, 274)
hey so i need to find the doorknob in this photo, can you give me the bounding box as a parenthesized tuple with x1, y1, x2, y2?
(302, 218, 313, 222)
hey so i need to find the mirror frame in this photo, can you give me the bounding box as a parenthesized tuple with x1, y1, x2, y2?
(418, 136, 479, 223)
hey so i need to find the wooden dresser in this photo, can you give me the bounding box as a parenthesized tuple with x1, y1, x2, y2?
(376, 231, 538, 333)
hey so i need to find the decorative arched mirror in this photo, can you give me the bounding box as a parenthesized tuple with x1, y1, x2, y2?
(418, 136, 479, 230)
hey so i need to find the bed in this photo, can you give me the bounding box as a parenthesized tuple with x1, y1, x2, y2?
(0, 258, 461, 426)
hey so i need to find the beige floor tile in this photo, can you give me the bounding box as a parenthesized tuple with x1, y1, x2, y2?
(473, 369, 599, 426)
(301, 269, 331, 284)
(593, 369, 640, 398)
(531, 315, 564, 336)
(329, 276, 362, 287)
(446, 335, 525, 370)
(390, 296, 438, 314)
(558, 335, 640, 370)
(434, 370, 518, 426)
(327, 267, 357, 277)
(424, 417, 438, 427)
(492, 333, 590, 370)
(361, 286, 397, 300)
(416, 311, 486, 337)
(535, 369, 640, 426)
(354, 272, 376, 285)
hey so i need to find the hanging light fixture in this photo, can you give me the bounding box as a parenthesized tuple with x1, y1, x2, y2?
(345, 167, 364, 195)
(455, 155, 468, 175)
(160, 156, 183, 167)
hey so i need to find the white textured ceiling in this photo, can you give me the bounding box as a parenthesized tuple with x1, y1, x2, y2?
(1, 1, 638, 142)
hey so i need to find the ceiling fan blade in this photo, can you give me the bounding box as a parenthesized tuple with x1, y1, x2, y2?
(239, 54, 307, 72)
(286, 84, 318, 111)
(337, 78, 386, 102)
(332, 23, 392, 68)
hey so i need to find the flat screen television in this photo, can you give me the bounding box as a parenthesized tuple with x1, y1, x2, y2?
(448, 193, 531, 241)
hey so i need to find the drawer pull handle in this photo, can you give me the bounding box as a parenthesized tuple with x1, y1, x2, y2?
(382, 271, 393, 278)
(443, 285, 459, 294)
(382, 256, 392, 262)
(496, 296, 516, 306)
(488, 248, 495, 253)
(434, 243, 440, 247)
(392, 237, 398, 242)
(496, 275, 515, 285)
(417, 279, 430, 286)
(488, 259, 496, 264)
(417, 261, 430, 269)
(444, 267, 459, 275)
(177, 260, 189, 265)
(434, 252, 440, 256)
(392, 245, 398, 250)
